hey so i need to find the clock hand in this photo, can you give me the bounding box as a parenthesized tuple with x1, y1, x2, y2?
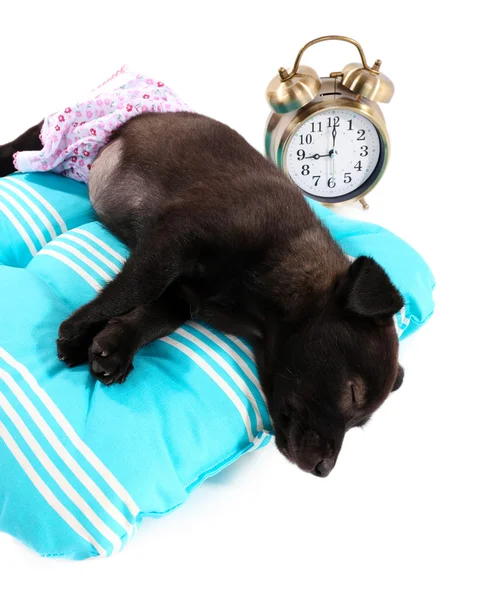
(332, 123, 337, 151)
(330, 124, 338, 178)
(306, 153, 331, 160)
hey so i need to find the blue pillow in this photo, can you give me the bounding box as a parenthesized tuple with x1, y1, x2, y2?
(0, 173, 434, 559)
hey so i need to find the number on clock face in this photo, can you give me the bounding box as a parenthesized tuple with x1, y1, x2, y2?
(285, 110, 381, 199)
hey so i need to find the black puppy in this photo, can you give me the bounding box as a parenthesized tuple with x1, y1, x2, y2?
(0, 112, 404, 477)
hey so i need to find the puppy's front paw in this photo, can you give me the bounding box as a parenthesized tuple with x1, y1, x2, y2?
(88, 319, 135, 385)
(57, 313, 102, 367)
(57, 332, 91, 367)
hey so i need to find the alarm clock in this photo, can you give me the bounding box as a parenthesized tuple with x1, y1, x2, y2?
(265, 35, 394, 209)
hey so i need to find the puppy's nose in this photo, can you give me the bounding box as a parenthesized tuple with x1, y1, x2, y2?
(313, 457, 336, 478)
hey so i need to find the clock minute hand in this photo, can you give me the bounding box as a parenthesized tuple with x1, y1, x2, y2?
(332, 123, 337, 150)
(331, 124, 338, 178)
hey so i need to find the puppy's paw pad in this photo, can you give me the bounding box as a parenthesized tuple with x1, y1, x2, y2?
(88, 344, 134, 385)
(90, 339, 109, 356)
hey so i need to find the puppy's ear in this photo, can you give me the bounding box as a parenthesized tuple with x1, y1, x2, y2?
(338, 256, 404, 321)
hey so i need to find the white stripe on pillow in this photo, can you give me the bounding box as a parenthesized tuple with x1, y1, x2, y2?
(73, 229, 125, 262)
(191, 323, 263, 395)
(61, 233, 122, 273)
(0, 189, 48, 246)
(7, 178, 67, 232)
(0, 386, 123, 554)
(0, 348, 140, 519)
(177, 327, 264, 433)
(0, 421, 107, 557)
(38, 249, 102, 291)
(48, 240, 114, 283)
(227, 335, 254, 359)
(0, 180, 58, 240)
(0, 200, 37, 255)
(0, 366, 135, 539)
(163, 337, 255, 442)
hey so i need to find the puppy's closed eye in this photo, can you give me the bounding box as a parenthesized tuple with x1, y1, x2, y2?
(340, 380, 365, 415)
(351, 382, 367, 409)
(351, 384, 357, 406)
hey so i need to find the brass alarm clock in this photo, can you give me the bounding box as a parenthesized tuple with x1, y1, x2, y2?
(265, 35, 394, 209)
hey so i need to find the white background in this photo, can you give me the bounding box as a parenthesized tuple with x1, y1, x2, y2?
(0, 1, 483, 598)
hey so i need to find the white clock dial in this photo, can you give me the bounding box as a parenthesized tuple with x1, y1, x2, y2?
(285, 109, 381, 200)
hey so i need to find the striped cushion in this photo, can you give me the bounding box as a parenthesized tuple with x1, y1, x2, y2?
(0, 173, 434, 559)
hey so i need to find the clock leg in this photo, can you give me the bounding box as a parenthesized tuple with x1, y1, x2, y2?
(359, 197, 369, 210)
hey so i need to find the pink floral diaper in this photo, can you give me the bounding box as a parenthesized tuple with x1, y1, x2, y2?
(14, 65, 193, 184)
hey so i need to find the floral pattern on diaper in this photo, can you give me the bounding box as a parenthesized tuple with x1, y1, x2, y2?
(14, 66, 193, 183)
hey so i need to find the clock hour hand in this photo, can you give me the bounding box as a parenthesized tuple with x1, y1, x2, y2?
(306, 152, 330, 160)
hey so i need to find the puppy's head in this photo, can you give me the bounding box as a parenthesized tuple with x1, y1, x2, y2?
(270, 256, 405, 477)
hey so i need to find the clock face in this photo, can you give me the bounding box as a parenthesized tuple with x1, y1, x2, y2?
(285, 109, 383, 202)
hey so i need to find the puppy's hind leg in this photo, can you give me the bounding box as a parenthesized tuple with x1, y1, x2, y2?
(0, 121, 43, 177)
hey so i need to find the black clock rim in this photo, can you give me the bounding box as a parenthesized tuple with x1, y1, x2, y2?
(297, 128, 385, 204)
